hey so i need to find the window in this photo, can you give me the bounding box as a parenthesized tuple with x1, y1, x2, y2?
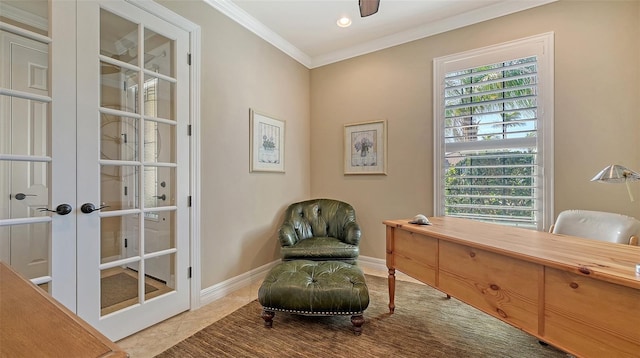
(433, 33, 554, 230)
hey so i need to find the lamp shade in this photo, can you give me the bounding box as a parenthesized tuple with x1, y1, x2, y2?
(590, 164, 640, 183)
(591, 164, 640, 202)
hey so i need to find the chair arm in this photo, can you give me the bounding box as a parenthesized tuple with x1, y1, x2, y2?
(630, 235, 638, 246)
(343, 221, 361, 246)
(278, 222, 298, 247)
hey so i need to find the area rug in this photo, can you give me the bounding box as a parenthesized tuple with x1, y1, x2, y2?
(157, 275, 567, 357)
(101, 272, 158, 309)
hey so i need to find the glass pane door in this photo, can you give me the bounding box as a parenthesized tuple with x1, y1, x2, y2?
(76, 0, 190, 340)
(1, 0, 77, 309)
(98, 12, 179, 314)
(0, 21, 52, 286)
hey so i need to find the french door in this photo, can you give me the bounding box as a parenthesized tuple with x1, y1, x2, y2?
(0, 0, 191, 341)
(0, 0, 77, 308)
(76, 0, 191, 340)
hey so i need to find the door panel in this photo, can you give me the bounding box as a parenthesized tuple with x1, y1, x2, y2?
(0, 30, 52, 281)
(1, 0, 84, 311)
(76, 0, 190, 341)
(1, 0, 191, 341)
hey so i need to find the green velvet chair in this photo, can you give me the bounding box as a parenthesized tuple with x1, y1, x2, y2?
(278, 199, 361, 264)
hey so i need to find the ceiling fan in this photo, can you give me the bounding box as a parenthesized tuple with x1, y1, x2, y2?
(359, 0, 380, 17)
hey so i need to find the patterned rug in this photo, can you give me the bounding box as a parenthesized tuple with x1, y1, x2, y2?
(157, 274, 568, 357)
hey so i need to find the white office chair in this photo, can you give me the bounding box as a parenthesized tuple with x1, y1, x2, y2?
(550, 209, 640, 245)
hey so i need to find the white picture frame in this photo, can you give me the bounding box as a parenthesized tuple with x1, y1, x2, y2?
(344, 120, 387, 175)
(250, 109, 285, 172)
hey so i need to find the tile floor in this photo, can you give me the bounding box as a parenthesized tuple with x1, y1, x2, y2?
(116, 266, 397, 358)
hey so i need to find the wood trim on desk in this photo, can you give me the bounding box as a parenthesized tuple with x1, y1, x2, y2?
(383, 217, 640, 289)
(0, 262, 127, 358)
(537, 264, 545, 337)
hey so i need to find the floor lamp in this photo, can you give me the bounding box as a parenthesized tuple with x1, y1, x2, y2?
(591, 164, 640, 202)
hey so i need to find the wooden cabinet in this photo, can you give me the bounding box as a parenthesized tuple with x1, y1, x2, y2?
(384, 217, 640, 358)
(544, 267, 640, 357)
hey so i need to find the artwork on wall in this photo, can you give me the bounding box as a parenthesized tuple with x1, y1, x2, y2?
(250, 109, 285, 172)
(344, 120, 387, 175)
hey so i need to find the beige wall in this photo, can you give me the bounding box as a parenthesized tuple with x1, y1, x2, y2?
(158, 0, 639, 289)
(158, 1, 311, 288)
(310, 0, 640, 260)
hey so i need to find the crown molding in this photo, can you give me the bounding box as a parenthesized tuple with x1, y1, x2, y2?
(205, 0, 557, 69)
(0, 2, 48, 31)
(203, 0, 312, 68)
(127, 0, 199, 31)
(311, 0, 558, 68)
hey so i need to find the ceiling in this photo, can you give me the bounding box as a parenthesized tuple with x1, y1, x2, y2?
(208, 0, 556, 68)
(1, 0, 556, 68)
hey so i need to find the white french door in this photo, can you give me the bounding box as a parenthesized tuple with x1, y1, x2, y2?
(0, 30, 51, 282)
(0, 0, 192, 341)
(0, 0, 77, 309)
(76, 0, 191, 340)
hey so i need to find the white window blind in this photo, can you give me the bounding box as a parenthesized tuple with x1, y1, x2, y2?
(433, 34, 554, 230)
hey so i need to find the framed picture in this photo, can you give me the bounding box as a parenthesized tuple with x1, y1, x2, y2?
(344, 120, 387, 175)
(250, 109, 285, 172)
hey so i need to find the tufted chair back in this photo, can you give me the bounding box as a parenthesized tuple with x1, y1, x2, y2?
(278, 199, 361, 263)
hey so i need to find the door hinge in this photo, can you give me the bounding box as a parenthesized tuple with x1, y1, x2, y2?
(187, 53, 191, 65)
(187, 124, 192, 136)
(188, 196, 192, 207)
(188, 266, 192, 279)
(124, 238, 128, 248)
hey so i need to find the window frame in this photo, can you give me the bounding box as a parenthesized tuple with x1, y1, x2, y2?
(433, 33, 554, 231)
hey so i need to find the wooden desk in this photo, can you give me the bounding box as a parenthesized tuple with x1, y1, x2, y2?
(0, 262, 127, 358)
(384, 217, 640, 358)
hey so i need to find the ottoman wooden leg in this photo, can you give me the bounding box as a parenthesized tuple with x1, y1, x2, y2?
(350, 314, 365, 335)
(261, 310, 275, 328)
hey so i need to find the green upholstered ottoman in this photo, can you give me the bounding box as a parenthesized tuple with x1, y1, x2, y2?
(258, 260, 370, 335)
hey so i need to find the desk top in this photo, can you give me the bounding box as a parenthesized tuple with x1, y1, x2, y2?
(0, 262, 127, 358)
(384, 217, 640, 289)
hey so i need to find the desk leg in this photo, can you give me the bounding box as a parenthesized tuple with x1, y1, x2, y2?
(388, 268, 396, 313)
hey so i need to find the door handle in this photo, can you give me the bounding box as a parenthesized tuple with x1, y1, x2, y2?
(154, 194, 166, 201)
(80, 203, 110, 214)
(14, 193, 37, 200)
(37, 204, 73, 215)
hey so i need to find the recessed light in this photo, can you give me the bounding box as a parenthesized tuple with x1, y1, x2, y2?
(337, 16, 352, 28)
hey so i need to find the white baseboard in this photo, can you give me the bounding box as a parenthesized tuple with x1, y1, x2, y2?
(357, 255, 419, 281)
(356, 255, 386, 272)
(199, 260, 279, 307)
(198, 256, 415, 307)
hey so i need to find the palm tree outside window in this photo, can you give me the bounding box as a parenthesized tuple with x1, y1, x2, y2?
(433, 34, 554, 230)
